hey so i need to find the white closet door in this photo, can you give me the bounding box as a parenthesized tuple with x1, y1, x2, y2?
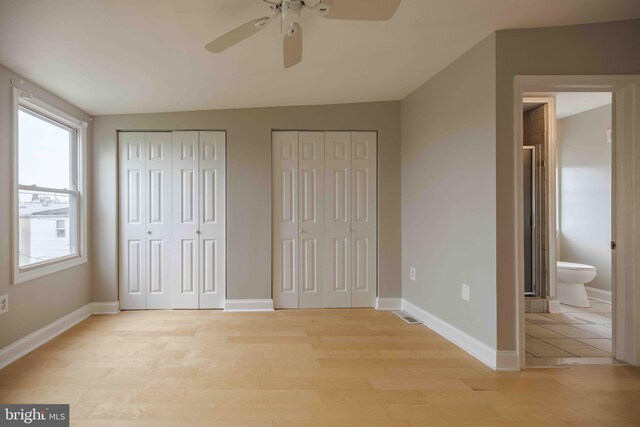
(273, 131, 299, 308)
(199, 131, 226, 309)
(350, 132, 377, 307)
(172, 131, 200, 309)
(145, 132, 173, 309)
(298, 132, 325, 308)
(324, 132, 352, 307)
(119, 132, 147, 309)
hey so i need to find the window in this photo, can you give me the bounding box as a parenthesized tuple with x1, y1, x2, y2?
(56, 220, 66, 238)
(13, 89, 87, 283)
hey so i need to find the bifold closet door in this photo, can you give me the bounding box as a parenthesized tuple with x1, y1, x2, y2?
(324, 132, 352, 307)
(273, 131, 298, 308)
(272, 131, 325, 308)
(172, 131, 226, 309)
(299, 132, 325, 308)
(198, 131, 226, 309)
(273, 130, 376, 309)
(324, 131, 379, 307)
(119, 132, 173, 310)
(349, 132, 377, 307)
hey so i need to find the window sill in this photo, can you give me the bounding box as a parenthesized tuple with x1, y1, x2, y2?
(14, 255, 87, 285)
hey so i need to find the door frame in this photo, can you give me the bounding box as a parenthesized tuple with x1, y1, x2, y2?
(270, 129, 380, 309)
(116, 129, 228, 310)
(513, 76, 640, 369)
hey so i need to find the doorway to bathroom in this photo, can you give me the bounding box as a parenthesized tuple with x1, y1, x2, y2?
(522, 93, 616, 367)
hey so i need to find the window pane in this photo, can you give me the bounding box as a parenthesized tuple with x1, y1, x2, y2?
(19, 190, 76, 268)
(19, 109, 72, 189)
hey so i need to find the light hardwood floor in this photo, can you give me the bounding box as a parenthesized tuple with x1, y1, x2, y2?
(1, 309, 640, 426)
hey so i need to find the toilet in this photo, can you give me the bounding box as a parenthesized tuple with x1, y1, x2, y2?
(556, 261, 597, 308)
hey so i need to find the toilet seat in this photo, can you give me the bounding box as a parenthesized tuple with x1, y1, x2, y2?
(557, 261, 596, 271)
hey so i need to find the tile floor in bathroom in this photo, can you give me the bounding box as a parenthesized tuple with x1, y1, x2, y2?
(525, 299, 619, 367)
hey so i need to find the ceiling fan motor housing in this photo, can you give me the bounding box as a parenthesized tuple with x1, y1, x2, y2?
(282, 0, 302, 24)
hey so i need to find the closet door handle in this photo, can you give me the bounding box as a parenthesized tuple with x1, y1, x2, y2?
(195, 230, 201, 235)
(146, 230, 151, 235)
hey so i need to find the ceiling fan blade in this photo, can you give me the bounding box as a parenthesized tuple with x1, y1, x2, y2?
(323, 0, 401, 21)
(205, 17, 271, 53)
(283, 24, 302, 69)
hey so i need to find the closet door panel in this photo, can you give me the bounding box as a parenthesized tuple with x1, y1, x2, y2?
(350, 132, 377, 307)
(298, 132, 325, 308)
(199, 131, 226, 308)
(145, 132, 173, 309)
(325, 132, 351, 308)
(119, 132, 147, 309)
(273, 131, 299, 308)
(172, 131, 200, 308)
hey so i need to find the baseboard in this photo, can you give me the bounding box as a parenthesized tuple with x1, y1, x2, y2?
(224, 299, 274, 312)
(401, 298, 517, 371)
(496, 350, 520, 371)
(585, 286, 612, 304)
(375, 297, 402, 311)
(548, 299, 562, 313)
(91, 301, 120, 314)
(0, 301, 121, 370)
(0, 303, 91, 370)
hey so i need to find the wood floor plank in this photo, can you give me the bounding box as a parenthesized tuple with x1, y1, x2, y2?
(0, 308, 638, 425)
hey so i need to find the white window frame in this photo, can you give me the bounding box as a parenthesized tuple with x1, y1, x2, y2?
(12, 87, 88, 284)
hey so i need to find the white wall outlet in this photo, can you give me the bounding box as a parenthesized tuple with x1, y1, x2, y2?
(461, 283, 470, 302)
(0, 294, 8, 315)
(409, 267, 416, 281)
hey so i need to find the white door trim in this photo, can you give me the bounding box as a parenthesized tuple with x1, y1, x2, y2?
(513, 75, 640, 369)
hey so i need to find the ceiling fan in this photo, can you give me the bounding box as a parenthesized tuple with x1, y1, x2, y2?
(205, 0, 401, 69)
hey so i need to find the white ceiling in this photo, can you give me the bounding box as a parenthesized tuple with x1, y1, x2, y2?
(1, 0, 639, 115)
(555, 92, 613, 119)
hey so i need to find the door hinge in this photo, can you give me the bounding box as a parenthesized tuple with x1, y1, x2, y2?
(611, 241, 617, 250)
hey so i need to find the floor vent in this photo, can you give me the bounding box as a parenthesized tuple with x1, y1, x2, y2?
(393, 311, 422, 324)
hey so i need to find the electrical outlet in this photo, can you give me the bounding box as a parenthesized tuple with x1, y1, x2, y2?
(409, 267, 416, 281)
(0, 294, 8, 315)
(461, 284, 470, 302)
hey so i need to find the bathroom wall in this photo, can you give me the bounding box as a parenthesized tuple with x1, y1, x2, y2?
(558, 104, 612, 294)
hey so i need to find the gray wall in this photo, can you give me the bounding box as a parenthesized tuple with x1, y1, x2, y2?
(0, 64, 91, 349)
(558, 104, 612, 292)
(401, 35, 497, 348)
(495, 19, 640, 350)
(91, 102, 401, 302)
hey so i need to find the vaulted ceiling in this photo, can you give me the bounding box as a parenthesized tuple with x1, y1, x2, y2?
(1, 0, 639, 115)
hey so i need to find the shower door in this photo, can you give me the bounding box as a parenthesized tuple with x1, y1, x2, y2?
(523, 146, 536, 296)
